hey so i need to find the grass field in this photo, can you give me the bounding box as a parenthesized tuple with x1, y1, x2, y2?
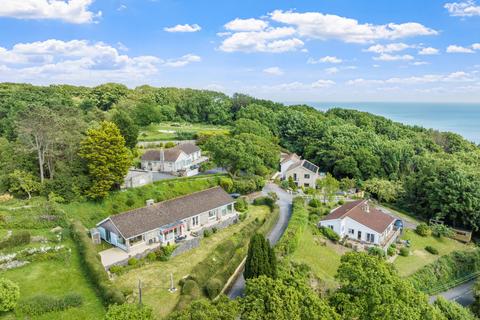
(138, 122, 230, 142)
(113, 205, 271, 318)
(393, 229, 472, 277)
(288, 225, 346, 289)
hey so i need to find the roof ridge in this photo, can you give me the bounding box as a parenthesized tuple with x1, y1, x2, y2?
(338, 199, 365, 219)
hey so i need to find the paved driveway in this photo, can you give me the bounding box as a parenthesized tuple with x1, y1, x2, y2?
(227, 183, 293, 299)
(430, 279, 476, 306)
(378, 205, 418, 230)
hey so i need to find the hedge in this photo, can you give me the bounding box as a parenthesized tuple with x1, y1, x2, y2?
(276, 198, 309, 257)
(71, 220, 125, 305)
(17, 293, 83, 316)
(408, 249, 480, 293)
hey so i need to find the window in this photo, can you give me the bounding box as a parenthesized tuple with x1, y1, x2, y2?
(348, 228, 354, 235)
(328, 225, 334, 230)
(227, 204, 233, 212)
(304, 183, 310, 187)
(222, 208, 227, 216)
(192, 216, 199, 227)
(293, 173, 297, 181)
(208, 210, 217, 220)
(304, 174, 310, 179)
(367, 233, 375, 243)
(129, 234, 143, 245)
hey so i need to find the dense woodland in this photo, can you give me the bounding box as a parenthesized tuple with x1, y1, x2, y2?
(1, 82, 479, 232)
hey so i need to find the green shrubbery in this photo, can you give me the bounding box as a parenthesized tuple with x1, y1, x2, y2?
(252, 196, 275, 210)
(387, 245, 396, 256)
(0, 278, 19, 312)
(399, 247, 410, 257)
(232, 176, 265, 194)
(409, 250, 480, 293)
(434, 296, 477, 320)
(425, 246, 439, 255)
(105, 303, 153, 320)
(308, 198, 321, 208)
(368, 246, 385, 258)
(71, 220, 124, 305)
(415, 223, 431, 237)
(234, 197, 248, 212)
(17, 293, 83, 316)
(319, 226, 340, 243)
(205, 278, 223, 299)
(0, 231, 31, 249)
(276, 198, 309, 256)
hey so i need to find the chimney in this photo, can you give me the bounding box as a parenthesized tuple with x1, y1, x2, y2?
(146, 199, 154, 207)
(363, 201, 370, 213)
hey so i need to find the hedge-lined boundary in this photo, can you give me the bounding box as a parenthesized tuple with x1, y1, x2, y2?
(71, 220, 125, 305)
(176, 204, 279, 309)
(408, 249, 480, 294)
(275, 197, 309, 257)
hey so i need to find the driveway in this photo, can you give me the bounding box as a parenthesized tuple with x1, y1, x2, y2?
(378, 205, 418, 230)
(430, 279, 476, 306)
(227, 183, 293, 299)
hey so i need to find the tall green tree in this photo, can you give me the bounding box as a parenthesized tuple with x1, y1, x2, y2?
(112, 111, 139, 149)
(317, 173, 339, 203)
(7, 170, 41, 199)
(79, 121, 131, 199)
(244, 234, 277, 280)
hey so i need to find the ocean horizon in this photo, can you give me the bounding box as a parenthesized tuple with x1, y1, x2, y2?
(292, 102, 480, 144)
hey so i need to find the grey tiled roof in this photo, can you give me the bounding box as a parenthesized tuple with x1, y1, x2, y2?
(98, 187, 234, 239)
(141, 143, 200, 162)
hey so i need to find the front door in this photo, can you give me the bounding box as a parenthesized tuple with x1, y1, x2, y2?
(357, 231, 362, 240)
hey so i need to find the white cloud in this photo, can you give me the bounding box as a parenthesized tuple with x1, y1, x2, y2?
(346, 78, 385, 86)
(0, 0, 101, 24)
(324, 67, 339, 74)
(269, 10, 437, 43)
(418, 47, 439, 55)
(263, 66, 284, 75)
(412, 61, 429, 66)
(307, 56, 342, 64)
(164, 24, 201, 33)
(219, 27, 303, 53)
(347, 71, 475, 86)
(365, 43, 411, 53)
(373, 53, 414, 61)
(163, 54, 201, 67)
(472, 43, 480, 50)
(117, 4, 127, 11)
(0, 39, 199, 85)
(446, 45, 474, 53)
(445, 0, 480, 17)
(311, 79, 335, 88)
(224, 18, 268, 31)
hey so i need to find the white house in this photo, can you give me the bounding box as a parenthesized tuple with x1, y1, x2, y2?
(96, 187, 236, 253)
(140, 143, 204, 173)
(319, 200, 399, 250)
(280, 152, 321, 188)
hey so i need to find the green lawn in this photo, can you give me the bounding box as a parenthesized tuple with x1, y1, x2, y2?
(288, 226, 347, 289)
(113, 205, 271, 319)
(138, 122, 230, 142)
(0, 237, 105, 320)
(393, 229, 472, 277)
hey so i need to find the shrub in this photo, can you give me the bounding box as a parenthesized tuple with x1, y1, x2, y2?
(71, 220, 125, 305)
(181, 279, 201, 298)
(18, 293, 83, 316)
(0, 278, 19, 311)
(203, 229, 212, 238)
(155, 244, 176, 261)
(308, 198, 321, 208)
(125, 197, 135, 207)
(211, 227, 217, 234)
(280, 180, 290, 190)
(109, 265, 124, 274)
(276, 198, 310, 256)
(105, 303, 154, 320)
(253, 196, 275, 210)
(387, 246, 396, 256)
(234, 197, 248, 212)
(434, 296, 476, 320)
(164, 142, 175, 148)
(128, 258, 138, 266)
(415, 223, 431, 237)
(431, 224, 454, 238)
(368, 246, 385, 258)
(205, 278, 223, 299)
(399, 247, 409, 257)
(337, 199, 345, 205)
(320, 226, 340, 242)
(146, 252, 156, 262)
(0, 231, 31, 249)
(219, 177, 233, 193)
(425, 246, 439, 255)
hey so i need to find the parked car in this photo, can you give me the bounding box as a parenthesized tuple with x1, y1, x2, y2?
(229, 193, 241, 199)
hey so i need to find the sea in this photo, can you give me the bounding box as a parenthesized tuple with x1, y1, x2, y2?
(300, 102, 480, 144)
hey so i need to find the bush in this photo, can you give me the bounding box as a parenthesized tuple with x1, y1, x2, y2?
(276, 198, 310, 256)
(308, 198, 321, 208)
(125, 197, 135, 207)
(71, 220, 125, 305)
(337, 199, 345, 205)
(0, 278, 19, 311)
(368, 246, 385, 258)
(234, 197, 248, 212)
(164, 142, 175, 148)
(431, 224, 454, 238)
(211, 227, 217, 234)
(203, 229, 212, 238)
(320, 226, 340, 242)
(425, 246, 439, 255)
(415, 223, 431, 237)
(399, 247, 410, 257)
(146, 252, 156, 262)
(253, 196, 275, 210)
(181, 279, 201, 298)
(232, 176, 265, 194)
(434, 296, 476, 320)
(387, 246, 396, 256)
(205, 278, 223, 299)
(0, 231, 31, 249)
(109, 265, 124, 274)
(128, 258, 138, 266)
(18, 293, 83, 316)
(105, 303, 154, 320)
(219, 177, 233, 193)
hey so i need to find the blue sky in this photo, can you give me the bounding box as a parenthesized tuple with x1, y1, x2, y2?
(1, 0, 480, 102)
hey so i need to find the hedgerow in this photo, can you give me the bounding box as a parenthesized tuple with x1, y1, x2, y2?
(276, 197, 309, 257)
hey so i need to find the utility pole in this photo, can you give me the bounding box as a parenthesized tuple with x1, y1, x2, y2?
(169, 273, 177, 293)
(138, 279, 142, 305)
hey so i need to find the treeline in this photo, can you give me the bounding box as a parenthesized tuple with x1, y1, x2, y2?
(1, 83, 479, 231)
